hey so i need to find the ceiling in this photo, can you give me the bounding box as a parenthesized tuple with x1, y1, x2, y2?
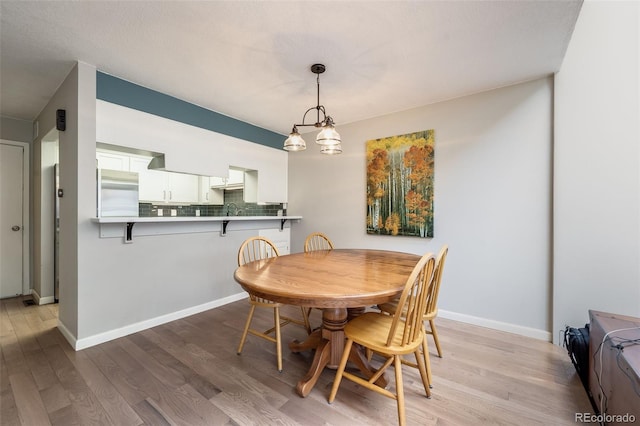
(0, 1, 582, 136)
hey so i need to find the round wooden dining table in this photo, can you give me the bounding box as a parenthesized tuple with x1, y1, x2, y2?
(233, 248, 421, 397)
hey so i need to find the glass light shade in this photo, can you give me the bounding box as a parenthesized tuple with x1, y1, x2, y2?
(315, 123, 341, 146)
(283, 130, 306, 151)
(320, 143, 342, 155)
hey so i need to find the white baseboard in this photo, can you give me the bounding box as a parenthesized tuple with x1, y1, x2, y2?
(60, 296, 550, 350)
(57, 320, 78, 349)
(30, 289, 55, 305)
(438, 309, 552, 342)
(68, 292, 249, 351)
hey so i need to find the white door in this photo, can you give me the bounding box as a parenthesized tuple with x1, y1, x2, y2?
(0, 143, 24, 298)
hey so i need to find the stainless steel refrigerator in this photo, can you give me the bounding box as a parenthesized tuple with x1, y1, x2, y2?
(97, 169, 139, 217)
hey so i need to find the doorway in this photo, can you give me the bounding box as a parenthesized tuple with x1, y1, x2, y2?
(40, 129, 59, 304)
(0, 140, 30, 299)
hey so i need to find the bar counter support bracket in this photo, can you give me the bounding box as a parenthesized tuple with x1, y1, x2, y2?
(222, 220, 230, 236)
(280, 218, 287, 231)
(125, 222, 135, 243)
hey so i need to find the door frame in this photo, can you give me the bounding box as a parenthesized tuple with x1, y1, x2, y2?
(1, 139, 30, 296)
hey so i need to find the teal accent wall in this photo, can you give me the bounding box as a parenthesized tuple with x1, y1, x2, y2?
(96, 72, 284, 149)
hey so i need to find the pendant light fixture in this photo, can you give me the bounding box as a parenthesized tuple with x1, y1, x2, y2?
(283, 64, 342, 154)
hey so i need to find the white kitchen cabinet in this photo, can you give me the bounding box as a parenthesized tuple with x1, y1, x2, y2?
(130, 157, 165, 202)
(210, 168, 244, 189)
(130, 157, 199, 203)
(228, 169, 244, 187)
(198, 176, 223, 205)
(167, 173, 199, 203)
(243, 149, 287, 203)
(96, 151, 130, 171)
(210, 176, 226, 188)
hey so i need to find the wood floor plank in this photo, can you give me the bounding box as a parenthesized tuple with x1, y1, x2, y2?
(43, 344, 113, 425)
(36, 304, 57, 322)
(117, 337, 188, 389)
(59, 343, 143, 426)
(0, 336, 29, 377)
(47, 404, 83, 426)
(0, 386, 21, 426)
(98, 340, 219, 426)
(132, 398, 174, 426)
(34, 327, 66, 351)
(141, 326, 297, 420)
(210, 390, 299, 426)
(0, 296, 594, 425)
(0, 347, 10, 392)
(8, 311, 42, 355)
(39, 382, 72, 415)
(170, 383, 229, 425)
(23, 348, 59, 391)
(123, 333, 222, 400)
(8, 372, 51, 426)
(0, 304, 16, 337)
(2, 298, 23, 317)
(83, 344, 149, 407)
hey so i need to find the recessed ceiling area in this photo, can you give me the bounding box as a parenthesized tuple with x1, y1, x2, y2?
(0, 1, 582, 135)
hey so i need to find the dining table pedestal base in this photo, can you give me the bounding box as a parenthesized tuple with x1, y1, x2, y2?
(289, 307, 387, 397)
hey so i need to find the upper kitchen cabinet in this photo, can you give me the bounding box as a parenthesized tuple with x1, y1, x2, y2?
(239, 149, 287, 204)
(96, 151, 130, 170)
(199, 176, 224, 205)
(96, 101, 288, 204)
(210, 168, 244, 189)
(129, 157, 199, 203)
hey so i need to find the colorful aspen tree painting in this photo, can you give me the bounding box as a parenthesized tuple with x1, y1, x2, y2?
(366, 130, 434, 237)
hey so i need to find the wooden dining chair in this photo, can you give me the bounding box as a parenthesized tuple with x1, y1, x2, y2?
(303, 232, 335, 324)
(377, 244, 448, 386)
(236, 236, 312, 372)
(328, 252, 436, 426)
(303, 232, 334, 252)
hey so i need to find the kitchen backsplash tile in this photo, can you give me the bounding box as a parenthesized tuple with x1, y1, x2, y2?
(138, 190, 284, 217)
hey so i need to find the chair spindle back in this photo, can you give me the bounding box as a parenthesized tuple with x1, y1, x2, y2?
(424, 245, 448, 318)
(386, 252, 436, 348)
(238, 237, 280, 266)
(304, 232, 334, 252)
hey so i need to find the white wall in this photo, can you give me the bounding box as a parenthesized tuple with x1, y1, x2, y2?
(35, 62, 96, 338)
(37, 0, 638, 349)
(289, 77, 554, 339)
(553, 0, 640, 342)
(0, 116, 32, 143)
(37, 64, 290, 349)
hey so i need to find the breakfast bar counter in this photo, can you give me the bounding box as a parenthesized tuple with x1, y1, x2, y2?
(91, 215, 302, 242)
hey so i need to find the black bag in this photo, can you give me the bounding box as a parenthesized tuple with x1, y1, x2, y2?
(563, 324, 590, 389)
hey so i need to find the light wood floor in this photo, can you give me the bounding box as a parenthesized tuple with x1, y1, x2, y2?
(1, 296, 592, 425)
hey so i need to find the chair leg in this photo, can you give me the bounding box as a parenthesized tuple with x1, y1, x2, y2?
(365, 348, 373, 361)
(237, 304, 256, 355)
(429, 319, 443, 358)
(394, 355, 406, 426)
(422, 334, 433, 388)
(414, 347, 431, 398)
(328, 338, 353, 403)
(300, 306, 312, 334)
(274, 307, 283, 372)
